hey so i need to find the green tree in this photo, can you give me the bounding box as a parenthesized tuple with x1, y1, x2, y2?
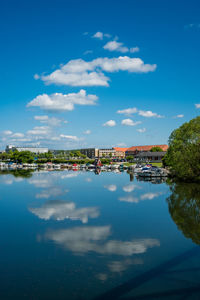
(163, 116, 200, 181)
(167, 181, 200, 245)
(150, 146, 163, 152)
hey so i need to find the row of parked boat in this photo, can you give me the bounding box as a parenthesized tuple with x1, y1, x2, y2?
(0, 162, 169, 177)
(129, 164, 169, 178)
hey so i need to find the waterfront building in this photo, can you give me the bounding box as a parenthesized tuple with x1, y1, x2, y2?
(134, 151, 167, 162)
(98, 148, 116, 158)
(125, 144, 168, 156)
(113, 147, 128, 158)
(6, 145, 48, 154)
(80, 148, 99, 159)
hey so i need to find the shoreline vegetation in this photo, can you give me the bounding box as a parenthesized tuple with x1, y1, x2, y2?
(163, 116, 200, 183)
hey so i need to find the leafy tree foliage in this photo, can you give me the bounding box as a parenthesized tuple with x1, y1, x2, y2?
(150, 146, 163, 152)
(163, 116, 200, 181)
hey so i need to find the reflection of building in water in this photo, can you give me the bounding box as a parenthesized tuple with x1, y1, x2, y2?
(136, 176, 167, 184)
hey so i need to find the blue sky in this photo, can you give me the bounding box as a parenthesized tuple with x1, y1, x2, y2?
(1, 0, 200, 150)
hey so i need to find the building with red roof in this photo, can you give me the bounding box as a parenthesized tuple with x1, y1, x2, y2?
(113, 147, 129, 158)
(125, 144, 168, 156)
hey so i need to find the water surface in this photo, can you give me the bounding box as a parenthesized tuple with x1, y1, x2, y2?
(0, 169, 200, 299)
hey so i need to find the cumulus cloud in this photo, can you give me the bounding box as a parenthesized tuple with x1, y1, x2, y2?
(61, 173, 79, 179)
(119, 192, 163, 204)
(104, 184, 117, 192)
(34, 115, 64, 126)
(138, 110, 163, 118)
(2, 130, 13, 135)
(44, 225, 160, 255)
(92, 32, 111, 39)
(119, 196, 139, 203)
(140, 192, 161, 200)
(117, 107, 163, 118)
(36, 187, 64, 199)
(27, 90, 98, 112)
(104, 40, 139, 54)
(121, 119, 141, 126)
(195, 104, 200, 109)
(103, 120, 116, 127)
(11, 132, 24, 138)
(60, 134, 80, 141)
(29, 200, 99, 224)
(36, 57, 156, 87)
(173, 114, 184, 118)
(117, 107, 138, 116)
(123, 184, 138, 193)
(27, 126, 50, 136)
(108, 258, 143, 273)
(137, 128, 146, 133)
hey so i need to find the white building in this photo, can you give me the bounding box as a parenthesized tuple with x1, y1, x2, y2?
(6, 145, 48, 154)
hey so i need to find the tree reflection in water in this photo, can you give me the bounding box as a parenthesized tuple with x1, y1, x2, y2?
(167, 181, 200, 245)
(0, 169, 34, 178)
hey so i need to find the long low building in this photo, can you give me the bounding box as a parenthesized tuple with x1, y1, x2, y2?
(134, 151, 167, 162)
(6, 145, 48, 154)
(126, 144, 168, 156)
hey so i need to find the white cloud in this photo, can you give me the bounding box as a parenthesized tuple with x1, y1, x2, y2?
(140, 192, 161, 200)
(130, 47, 140, 53)
(61, 173, 79, 179)
(104, 184, 117, 192)
(104, 41, 128, 53)
(60, 134, 79, 141)
(84, 50, 93, 55)
(119, 196, 139, 203)
(173, 114, 184, 118)
(137, 128, 146, 133)
(34, 115, 49, 121)
(36, 187, 63, 199)
(123, 184, 138, 193)
(2, 130, 13, 135)
(27, 126, 50, 136)
(138, 110, 163, 118)
(93, 31, 104, 39)
(117, 107, 138, 116)
(92, 32, 111, 40)
(121, 119, 141, 126)
(83, 130, 91, 135)
(108, 258, 143, 273)
(116, 142, 127, 147)
(117, 107, 163, 118)
(195, 104, 200, 108)
(44, 225, 160, 255)
(37, 57, 156, 87)
(29, 200, 99, 224)
(103, 120, 116, 127)
(119, 192, 162, 204)
(27, 90, 98, 112)
(104, 40, 139, 54)
(11, 132, 24, 138)
(34, 115, 64, 127)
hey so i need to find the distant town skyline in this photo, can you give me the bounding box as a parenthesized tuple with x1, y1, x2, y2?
(1, 0, 200, 149)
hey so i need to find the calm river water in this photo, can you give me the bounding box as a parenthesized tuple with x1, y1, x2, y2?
(0, 169, 200, 299)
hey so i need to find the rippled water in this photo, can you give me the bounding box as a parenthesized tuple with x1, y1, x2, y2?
(0, 169, 200, 299)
